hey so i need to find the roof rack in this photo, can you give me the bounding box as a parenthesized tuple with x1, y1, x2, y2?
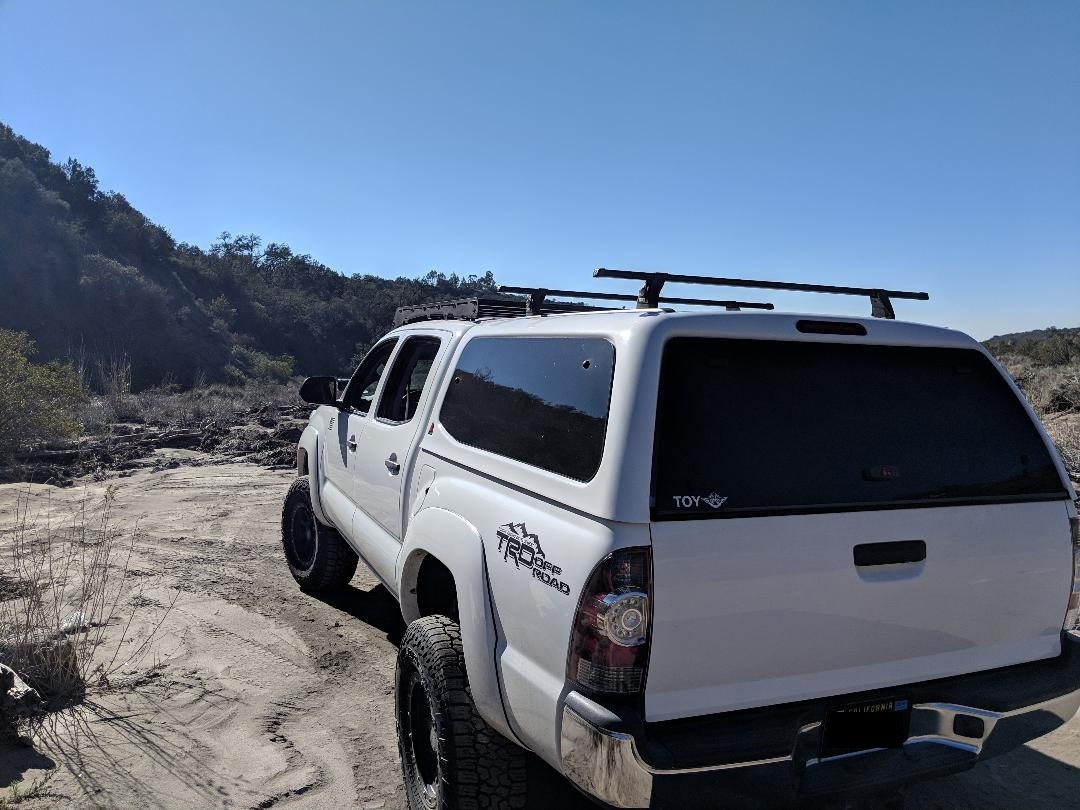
(392, 269, 928, 326)
(498, 286, 774, 312)
(593, 268, 929, 319)
(392, 296, 606, 327)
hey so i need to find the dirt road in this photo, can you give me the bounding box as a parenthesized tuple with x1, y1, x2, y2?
(1, 455, 1078, 808)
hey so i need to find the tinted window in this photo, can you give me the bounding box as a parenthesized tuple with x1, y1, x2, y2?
(342, 339, 397, 414)
(377, 337, 441, 423)
(440, 337, 615, 482)
(653, 338, 1066, 519)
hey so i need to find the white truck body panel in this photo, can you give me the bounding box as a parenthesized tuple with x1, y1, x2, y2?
(298, 307, 1077, 786)
(320, 408, 367, 531)
(645, 500, 1073, 720)
(411, 445, 654, 763)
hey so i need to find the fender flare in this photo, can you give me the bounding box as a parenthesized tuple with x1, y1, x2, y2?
(397, 506, 521, 745)
(298, 425, 331, 525)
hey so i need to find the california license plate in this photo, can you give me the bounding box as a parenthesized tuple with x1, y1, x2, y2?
(821, 697, 911, 758)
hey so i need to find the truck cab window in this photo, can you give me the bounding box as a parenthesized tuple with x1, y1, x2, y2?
(377, 336, 441, 423)
(342, 338, 398, 414)
(439, 336, 616, 481)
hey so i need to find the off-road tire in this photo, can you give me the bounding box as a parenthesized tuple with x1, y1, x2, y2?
(396, 615, 527, 810)
(281, 477, 358, 593)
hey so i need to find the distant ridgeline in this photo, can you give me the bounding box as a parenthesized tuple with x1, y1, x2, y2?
(0, 122, 498, 390)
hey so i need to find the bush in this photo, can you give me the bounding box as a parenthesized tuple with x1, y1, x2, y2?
(1044, 415, 1080, 478)
(0, 485, 177, 710)
(0, 329, 87, 460)
(1036, 330, 1080, 366)
(229, 345, 295, 383)
(997, 354, 1080, 415)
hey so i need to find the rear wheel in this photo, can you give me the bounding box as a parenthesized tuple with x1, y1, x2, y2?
(396, 615, 527, 809)
(280, 477, 358, 592)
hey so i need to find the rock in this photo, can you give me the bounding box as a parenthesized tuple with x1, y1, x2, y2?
(157, 430, 203, 450)
(58, 611, 88, 636)
(0, 663, 44, 740)
(272, 421, 304, 443)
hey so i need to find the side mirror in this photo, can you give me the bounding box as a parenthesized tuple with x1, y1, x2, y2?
(299, 376, 338, 406)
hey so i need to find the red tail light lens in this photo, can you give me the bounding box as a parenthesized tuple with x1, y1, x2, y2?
(1065, 517, 1080, 633)
(567, 546, 652, 696)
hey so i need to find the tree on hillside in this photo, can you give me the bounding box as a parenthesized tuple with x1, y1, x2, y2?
(0, 329, 86, 459)
(0, 121, 504, 390)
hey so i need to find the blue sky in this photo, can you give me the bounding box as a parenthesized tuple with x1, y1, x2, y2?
(1, 0, 1077, 338)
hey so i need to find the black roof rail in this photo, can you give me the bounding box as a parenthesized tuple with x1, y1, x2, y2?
(498, 286, 773, 312)
(593, 268, 929, 319)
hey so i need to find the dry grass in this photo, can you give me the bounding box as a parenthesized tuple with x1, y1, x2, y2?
(80, 379, 300, 433)
(0, 771, 53, 807)
(998, 354, 1080, 415)
(0, 486, 177, 713)
(997, 354, 1080, 482)
(1044, 414, 1080, 481)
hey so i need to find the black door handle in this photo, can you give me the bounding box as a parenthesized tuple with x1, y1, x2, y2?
(853, 540, 926, 567)
(347, 435, 357, 452)
(385, 453, 400, 475)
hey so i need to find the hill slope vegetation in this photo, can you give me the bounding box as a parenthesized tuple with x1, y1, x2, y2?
(0, 122, 497, 390)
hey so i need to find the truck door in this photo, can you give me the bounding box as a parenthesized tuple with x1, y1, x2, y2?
(352, 333, 446, 580)
(320, 338, 398, 532)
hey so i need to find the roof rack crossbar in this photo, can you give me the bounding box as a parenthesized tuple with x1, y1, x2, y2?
(498, 286, 774, 311)
(593, 268, 928, 319)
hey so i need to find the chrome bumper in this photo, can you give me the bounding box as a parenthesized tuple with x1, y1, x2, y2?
(559, 684, 1080, 809)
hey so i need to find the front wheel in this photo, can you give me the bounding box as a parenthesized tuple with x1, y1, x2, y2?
(396, 615, 527, 809)
(280, 477, 358, 593)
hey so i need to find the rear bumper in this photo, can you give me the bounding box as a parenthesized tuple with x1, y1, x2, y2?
(558, 633, 1080, 808)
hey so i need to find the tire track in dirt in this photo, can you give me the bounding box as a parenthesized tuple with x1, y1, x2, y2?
(1, 461, 406, 809)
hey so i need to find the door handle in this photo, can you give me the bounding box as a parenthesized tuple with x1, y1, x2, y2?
(385, 453, 400, 475)
(347, 435, 357, 452)
(853, 540, 926, 567)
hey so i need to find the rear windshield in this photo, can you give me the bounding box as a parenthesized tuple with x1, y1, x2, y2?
(653, 338, 1066, 519)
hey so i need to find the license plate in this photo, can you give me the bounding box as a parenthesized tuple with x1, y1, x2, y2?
(821, 697, 911, 758)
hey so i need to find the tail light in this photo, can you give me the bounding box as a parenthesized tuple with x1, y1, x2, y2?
(1065, 517, 1080, 633)
(567, 546, 652, 697)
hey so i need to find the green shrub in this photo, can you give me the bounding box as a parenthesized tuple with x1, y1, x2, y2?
(0, 329, 87, 459)
(229, 345, 295, 383)
(1036, 330, 1080, 366)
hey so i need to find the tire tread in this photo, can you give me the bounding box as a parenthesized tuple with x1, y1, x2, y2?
(281, 477, 358, 592)
(398, 615, 527, 809)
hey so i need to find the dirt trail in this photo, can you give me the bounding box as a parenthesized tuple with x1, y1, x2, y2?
(1, 455, 406, 809)
(1, 454, 1078, 808)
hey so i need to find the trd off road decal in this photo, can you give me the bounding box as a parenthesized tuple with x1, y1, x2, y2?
(495, 522, 570, 595)
(672, 492, 729, 509)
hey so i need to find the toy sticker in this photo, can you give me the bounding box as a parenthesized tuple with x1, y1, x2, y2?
(672, 492, 729, 510)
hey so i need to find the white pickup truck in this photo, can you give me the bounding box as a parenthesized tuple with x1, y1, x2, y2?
(281, 272, 1080, 809)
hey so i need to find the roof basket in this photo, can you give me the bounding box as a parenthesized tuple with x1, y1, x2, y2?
(593, 268, 929, 319)
(392, 295, 606, 327)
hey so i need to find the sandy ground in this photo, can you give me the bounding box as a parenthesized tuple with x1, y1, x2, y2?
(0, 452, 1078, 809)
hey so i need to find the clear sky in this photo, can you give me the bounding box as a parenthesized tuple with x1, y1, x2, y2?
(1, 0, 1077, 338)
